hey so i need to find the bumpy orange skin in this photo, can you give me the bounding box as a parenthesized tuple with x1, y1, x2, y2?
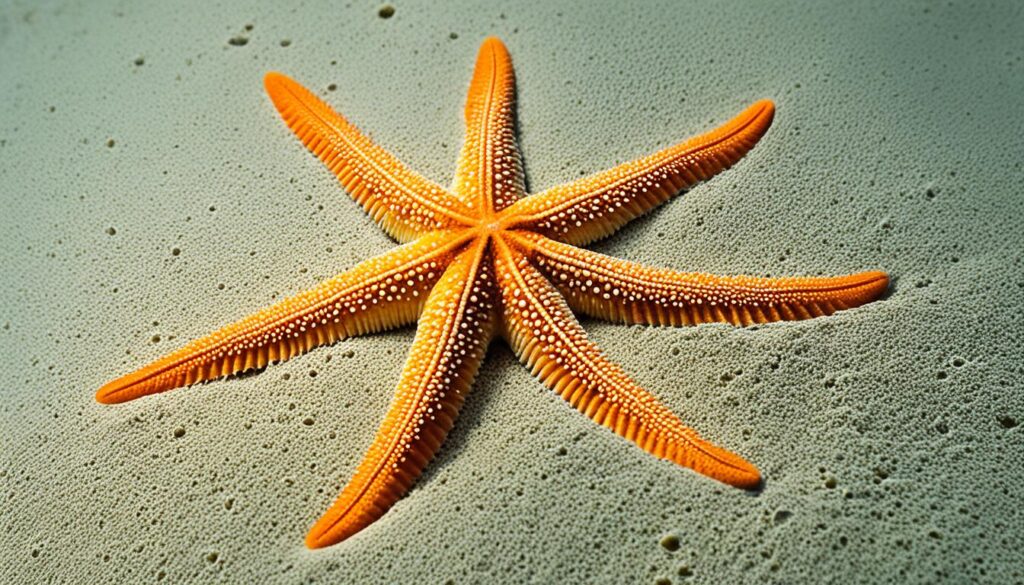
(97, 37, 888, 548)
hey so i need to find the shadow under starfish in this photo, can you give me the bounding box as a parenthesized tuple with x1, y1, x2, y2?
(96, 37, 888, 548)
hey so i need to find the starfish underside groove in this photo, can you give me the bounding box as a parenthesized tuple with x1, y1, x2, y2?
(97, 38, 888, 548)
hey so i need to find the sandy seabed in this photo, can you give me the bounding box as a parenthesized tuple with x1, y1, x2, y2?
(2, 0, 1022, 583)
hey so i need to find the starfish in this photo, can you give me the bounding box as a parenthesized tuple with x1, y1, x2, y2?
(96, 37, 888, 548)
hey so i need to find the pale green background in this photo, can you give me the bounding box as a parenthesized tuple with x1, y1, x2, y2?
(2, 0, 1022, 583)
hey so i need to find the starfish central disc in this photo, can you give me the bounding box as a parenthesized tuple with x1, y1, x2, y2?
(96, 37, 888, 549)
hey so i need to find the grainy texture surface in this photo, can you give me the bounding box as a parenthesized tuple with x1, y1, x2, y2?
(1, 0, 1022, 583)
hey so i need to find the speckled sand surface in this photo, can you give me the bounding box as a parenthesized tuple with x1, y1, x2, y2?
(2, 0, 1023, 583)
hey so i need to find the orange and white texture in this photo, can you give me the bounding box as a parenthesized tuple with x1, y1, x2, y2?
(96, 37, 887, 548)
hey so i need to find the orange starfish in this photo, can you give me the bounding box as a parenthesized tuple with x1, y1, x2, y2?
(96, 37, 888, 548)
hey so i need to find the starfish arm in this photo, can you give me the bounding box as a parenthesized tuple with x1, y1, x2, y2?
(499, 100, 775, 246)
(95, 230, 472, 404)
(306, 241, 497, 548)
(509, 231, 889, 327)
(451, 37, 525, 213)
(264, 72, 476, 242)
(493, 237, 761, 489)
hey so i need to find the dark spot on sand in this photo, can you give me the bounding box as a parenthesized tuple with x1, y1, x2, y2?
(659, 534, 680, 552)
(997, 415, 1018, 429)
